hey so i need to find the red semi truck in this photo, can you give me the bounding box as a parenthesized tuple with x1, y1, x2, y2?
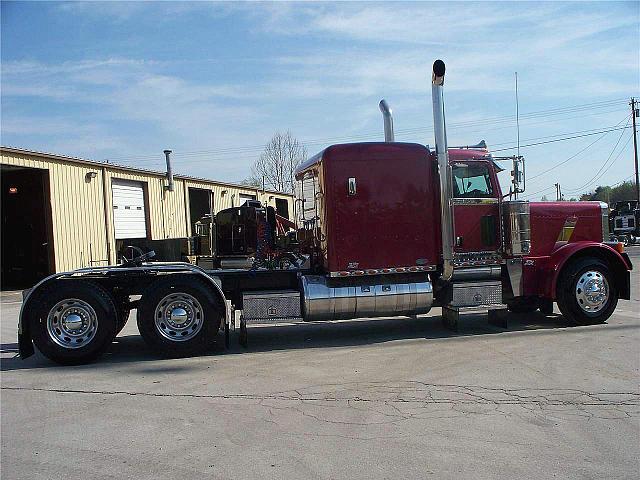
(18, 60, 633, 365)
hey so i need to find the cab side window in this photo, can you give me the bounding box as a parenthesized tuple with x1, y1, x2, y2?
(452, 163, 494, 198)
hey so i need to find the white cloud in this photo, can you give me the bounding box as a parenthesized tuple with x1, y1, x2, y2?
(2, 1, 638, 187)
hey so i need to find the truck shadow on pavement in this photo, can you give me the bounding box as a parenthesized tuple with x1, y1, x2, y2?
(2, 310, 637, 371)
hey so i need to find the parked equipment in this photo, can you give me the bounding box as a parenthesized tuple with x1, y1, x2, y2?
(609, 200, 639, 245)
(18, 60, 633, 364)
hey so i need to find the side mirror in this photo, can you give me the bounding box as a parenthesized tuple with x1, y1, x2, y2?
(511, 156, 525, 194)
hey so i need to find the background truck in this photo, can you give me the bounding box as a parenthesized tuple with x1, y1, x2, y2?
(18, 60, 633, 365)
(609, 200, 639, 245)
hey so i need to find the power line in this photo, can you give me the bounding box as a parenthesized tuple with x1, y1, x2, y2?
(564, 133, 634, 194)
(522, 172, 635, 201)
(563, 122, 631, 192)
(491, 125, 631, 153)
(128, 119, 633, 169)
(526, 115, 631, 182)
(521, 185, 557, 200)
(104, 98, 628, 163)
(610, 174, 635, 188)
(174, 108, 630, 161)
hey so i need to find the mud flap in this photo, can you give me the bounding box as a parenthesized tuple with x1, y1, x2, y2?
(619, 270, 631, 300)
(18, 331, 35, 359)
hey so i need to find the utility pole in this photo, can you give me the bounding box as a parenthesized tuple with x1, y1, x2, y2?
(631, 97, 639, 204)
(554, 183, 561, 201)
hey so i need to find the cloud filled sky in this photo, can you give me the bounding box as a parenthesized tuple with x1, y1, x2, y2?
(1, 1, 638, 198)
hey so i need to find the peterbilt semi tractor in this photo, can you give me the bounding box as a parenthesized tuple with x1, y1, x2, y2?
(18, 60, 633, 365)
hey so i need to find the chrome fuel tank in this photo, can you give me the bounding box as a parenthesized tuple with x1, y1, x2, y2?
(301, 275, 433, 321)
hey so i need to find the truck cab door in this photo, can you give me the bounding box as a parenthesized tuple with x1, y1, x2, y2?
(451, 161, 501, 255)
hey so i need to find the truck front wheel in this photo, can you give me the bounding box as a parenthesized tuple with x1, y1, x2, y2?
(30, 280, 117, 365)
(556, 257, 618, 326)
(137, 275, 222, 357)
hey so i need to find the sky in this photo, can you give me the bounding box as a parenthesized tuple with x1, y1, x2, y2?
(1, 1, 639, 199)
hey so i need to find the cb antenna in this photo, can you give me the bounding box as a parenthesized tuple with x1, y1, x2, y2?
(510, 71, 525, 199)
(515, 72, 520, 159)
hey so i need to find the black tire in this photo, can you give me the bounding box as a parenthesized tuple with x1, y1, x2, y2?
(137, 274, 222, 357)
(556, 257, 618, 326)
(29, 280, 117, 365)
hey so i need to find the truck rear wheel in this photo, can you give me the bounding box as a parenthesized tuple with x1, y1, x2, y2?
(30, 280, 117, 365)
(556, 257, 618, 326)
(137, 275, 222, 357)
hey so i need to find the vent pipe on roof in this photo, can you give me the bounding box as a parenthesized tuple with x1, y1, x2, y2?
(379, 99, 394, 142)
(432, 59, 454, 281)
(163, 149, 174, 192)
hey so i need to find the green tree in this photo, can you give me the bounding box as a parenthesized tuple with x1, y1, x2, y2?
(579, 181, 636, 204)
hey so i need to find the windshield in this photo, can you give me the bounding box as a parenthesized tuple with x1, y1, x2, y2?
(452, 163, 494, 198)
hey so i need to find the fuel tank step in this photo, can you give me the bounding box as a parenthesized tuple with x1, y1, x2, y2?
(450, 280, 503, 308)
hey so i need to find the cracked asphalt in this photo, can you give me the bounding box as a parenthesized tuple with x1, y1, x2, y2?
(2, 249, 639, 479)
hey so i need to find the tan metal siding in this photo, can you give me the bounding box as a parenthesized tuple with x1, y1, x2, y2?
(0, 151, 109, 271)
(1, 149, 295, 272)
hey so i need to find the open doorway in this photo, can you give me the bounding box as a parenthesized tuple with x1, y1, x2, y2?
(1, 165, 55, 289)
(188, 188, 213, 256)
(275, 198, 289, 219)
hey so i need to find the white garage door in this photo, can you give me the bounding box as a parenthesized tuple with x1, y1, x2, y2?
(112, 179, 147, 239)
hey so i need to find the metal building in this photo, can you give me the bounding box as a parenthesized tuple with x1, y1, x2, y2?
(0, 146, 294, 289)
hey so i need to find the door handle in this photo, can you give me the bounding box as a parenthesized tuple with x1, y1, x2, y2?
(348, 178, 356, 196)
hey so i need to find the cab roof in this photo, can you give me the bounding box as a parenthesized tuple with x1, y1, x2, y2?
(296, 142, 504, 177)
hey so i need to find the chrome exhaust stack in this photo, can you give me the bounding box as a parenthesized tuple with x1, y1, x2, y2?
(432, 60, 454, 280)
(379, 99, 395, 142)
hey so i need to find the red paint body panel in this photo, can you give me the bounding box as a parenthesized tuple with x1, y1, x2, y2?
(547, 243, 631, 296)
(522, 243, 631, 298)
(453, 203, 500, 252)
(522, 201, 613, 298)
(451, 158, 502, 253)
(321, 143, 440, 272)
(528, 201, 603, 256)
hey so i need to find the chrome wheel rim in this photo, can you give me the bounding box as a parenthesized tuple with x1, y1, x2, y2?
(575, 270, 609, 314)
(154, 293, 204, 341)
(46, 299, 98, 349)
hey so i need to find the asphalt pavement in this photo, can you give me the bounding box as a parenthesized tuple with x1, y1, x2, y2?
(1, 249, 639, 479)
